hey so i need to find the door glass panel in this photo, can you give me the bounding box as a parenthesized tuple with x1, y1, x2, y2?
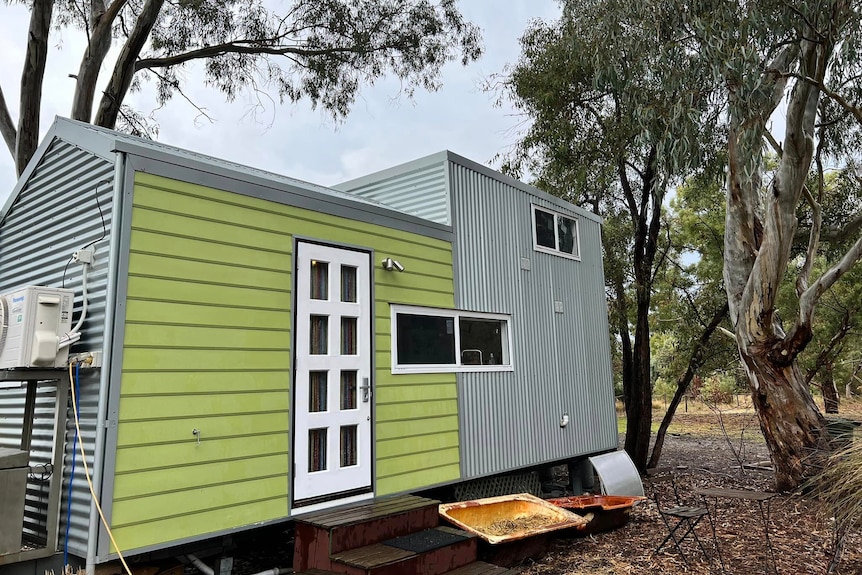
(310, 315, 328, 354)
(341, 371, 357, 410)
(308, 428, 327, 472)
(309, 371, 327, 412)
(340, 425, 357, 467)
(310, 260, 329, 300)
(341, 265, 357, 302)
(341, 317, 357, 355)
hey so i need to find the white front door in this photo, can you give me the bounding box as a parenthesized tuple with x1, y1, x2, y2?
(293, 242, 372, 505)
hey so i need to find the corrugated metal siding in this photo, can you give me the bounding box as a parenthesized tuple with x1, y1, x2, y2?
(448, 162, 617, 479)
(0, 138, 114, 557)
(338, 163, 450, 225)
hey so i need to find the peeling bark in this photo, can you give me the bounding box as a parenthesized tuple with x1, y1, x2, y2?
(16, 0, 54, 175)
(740, 349, 827, 490)
(724, 36, 834, 490)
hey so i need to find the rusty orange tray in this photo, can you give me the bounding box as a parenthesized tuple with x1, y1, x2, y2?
(438, 493, 589, 545)
(546, 495, 645, 511)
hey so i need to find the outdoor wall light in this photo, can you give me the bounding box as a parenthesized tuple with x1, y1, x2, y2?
(382, 257, 405, 272)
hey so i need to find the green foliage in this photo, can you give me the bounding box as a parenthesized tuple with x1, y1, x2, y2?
(9, 0, 482, 127)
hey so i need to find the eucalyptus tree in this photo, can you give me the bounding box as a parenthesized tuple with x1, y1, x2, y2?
(0, 0, 482, 175)
(502, 0, 723, 470)
(695, 0, 862, 489)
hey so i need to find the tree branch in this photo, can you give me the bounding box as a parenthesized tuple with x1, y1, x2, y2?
(134, 39, 405, 72)
(71, 0, 130, 122)
(797, 130, 825, 297)
(804, 310, 852, 386)
(16, 0, 54, 175)
(797, 233, 862, 330)
(0, 84, 16, 159)
(94, 0, 165, 128)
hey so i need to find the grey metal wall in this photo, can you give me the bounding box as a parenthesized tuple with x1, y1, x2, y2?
(0, 138, 114, 558)
(449, 160, 617, 479)
(336, 161, 450, 225)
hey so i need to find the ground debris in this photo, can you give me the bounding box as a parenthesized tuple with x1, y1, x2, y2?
(483, 514, 563, 536)
(517, 409, 862, 575)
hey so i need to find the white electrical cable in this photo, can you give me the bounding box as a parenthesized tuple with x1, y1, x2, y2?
(59, 260, 89, 349)
(70, 260, 89, 334)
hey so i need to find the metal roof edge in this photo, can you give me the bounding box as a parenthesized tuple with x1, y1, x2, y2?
(2, 116, 126, 224)
(444, 151, 604, 225)
(333, 150, 451, 191)
(119, 144, 453, 240)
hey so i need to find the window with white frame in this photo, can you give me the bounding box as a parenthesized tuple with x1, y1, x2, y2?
(532, 205, 580, 260)
(391, 305, 513, 373)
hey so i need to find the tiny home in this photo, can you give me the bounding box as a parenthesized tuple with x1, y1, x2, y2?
(0, 118, 616, 572)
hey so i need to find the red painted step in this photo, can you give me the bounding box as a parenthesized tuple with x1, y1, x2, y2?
(329, 526, 477, 575)
(293, 495, 441, 572)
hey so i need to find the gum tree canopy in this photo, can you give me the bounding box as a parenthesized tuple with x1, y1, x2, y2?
(0, 0, 481, 175)
(708, 0, 862, 489)
(507, 0, 862, 489)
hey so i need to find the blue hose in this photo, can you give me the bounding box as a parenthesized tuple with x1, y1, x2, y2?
(63, 362, 81, 567)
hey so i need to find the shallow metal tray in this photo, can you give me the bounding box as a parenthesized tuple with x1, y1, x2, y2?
(438, 493, 589, 545)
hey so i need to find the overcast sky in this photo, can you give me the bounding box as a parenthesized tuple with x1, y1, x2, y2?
(0, 1, 561, 205)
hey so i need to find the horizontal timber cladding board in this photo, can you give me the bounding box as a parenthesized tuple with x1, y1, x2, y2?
(127, 252, 291, 289)
(118, 391, 289, 420)
(114, 433, 290, 474)
(110, 498, 287, 553)
(123, 323, 291, 349)
(117, 412, 290, 447)
(113, 172, 458, 551)
(376, 463, 462, 496)
(120, 371, 289, 395)
(376, 431, 460, 459)
(113, 453, 289, 499)
(125, 299, 291, 329)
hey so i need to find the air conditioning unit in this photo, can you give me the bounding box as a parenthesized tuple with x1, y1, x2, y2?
(0, 286, 74, 369)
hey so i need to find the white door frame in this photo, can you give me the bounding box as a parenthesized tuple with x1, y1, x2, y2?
(292, 241, 373, 506)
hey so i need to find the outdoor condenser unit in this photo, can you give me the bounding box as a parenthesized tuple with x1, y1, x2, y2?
(0, 286, 74, 369)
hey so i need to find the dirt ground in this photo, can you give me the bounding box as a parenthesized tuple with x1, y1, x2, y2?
(172, 400, 862, 575)
(519, 405, 862, 575)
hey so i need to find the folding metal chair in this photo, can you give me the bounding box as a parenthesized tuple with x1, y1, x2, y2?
(646, 468, 710, 564)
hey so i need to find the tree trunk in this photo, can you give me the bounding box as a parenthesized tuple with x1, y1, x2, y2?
(94, 0, 165, 128)
(649, 302, 728, 468)
(740, 347, 827, 491)
(16, 0, 54, 175)
(822, 362, 839, 414)
(71, 0, 125, 122)
(623, 294, 652, 471)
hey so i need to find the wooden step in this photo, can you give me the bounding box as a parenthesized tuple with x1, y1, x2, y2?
(295, 562, 522, 575)
(329, 526, 477, 575)
(445, 561, 524, 575)
(293, 494, 441, 571)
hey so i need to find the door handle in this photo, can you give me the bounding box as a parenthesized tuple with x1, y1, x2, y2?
(360, 377, 372, 402)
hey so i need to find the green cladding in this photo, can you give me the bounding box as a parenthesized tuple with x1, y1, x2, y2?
(111, 172, 459, 552)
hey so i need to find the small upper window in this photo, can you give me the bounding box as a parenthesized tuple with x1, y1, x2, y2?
(532, 205, 580, 260)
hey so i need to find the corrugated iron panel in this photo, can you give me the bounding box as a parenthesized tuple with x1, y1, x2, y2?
(0, 138, 114, 558)
(448, 161, 617, 479)
(339, 163, 450, 225)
